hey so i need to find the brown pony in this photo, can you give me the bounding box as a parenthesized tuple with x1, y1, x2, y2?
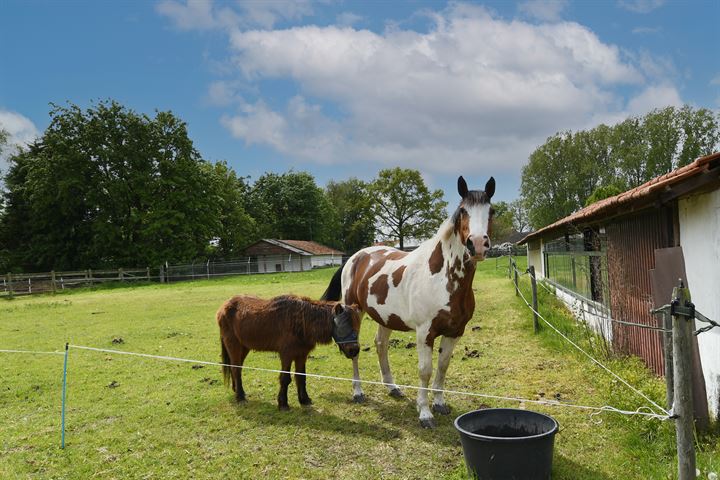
(217, 294, 361, 410)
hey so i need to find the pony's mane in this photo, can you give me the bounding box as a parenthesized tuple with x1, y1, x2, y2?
(270, 295, 336, 343)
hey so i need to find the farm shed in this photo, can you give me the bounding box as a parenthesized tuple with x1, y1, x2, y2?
(241, 239, 343, 273)
(520, 151, 720, 419)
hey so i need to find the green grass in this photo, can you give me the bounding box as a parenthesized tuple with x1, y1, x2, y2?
(1, 262, 718, 479)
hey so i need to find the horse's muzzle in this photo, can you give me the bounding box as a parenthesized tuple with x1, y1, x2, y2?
(339, 343, 360, 359)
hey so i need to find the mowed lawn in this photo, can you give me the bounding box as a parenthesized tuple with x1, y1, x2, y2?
(1, 259, 718, 479)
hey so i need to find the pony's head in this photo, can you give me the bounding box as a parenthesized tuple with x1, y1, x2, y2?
(456, 176, 495, 260)
(332, 303, 361, 358)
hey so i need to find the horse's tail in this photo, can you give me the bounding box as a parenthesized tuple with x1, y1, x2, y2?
(320, 263, 345, 301)
(220, 336, 232, 386)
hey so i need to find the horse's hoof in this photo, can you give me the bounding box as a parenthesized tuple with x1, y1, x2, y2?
(235, 395, 246, 403)
(352, 393, 366, 404)
(432, 403, 451, 415)
(278, 404, 290, 411)
(299, 398, 313, 406)
(419, 418, 436, 429)
(389, 388, 404, 398)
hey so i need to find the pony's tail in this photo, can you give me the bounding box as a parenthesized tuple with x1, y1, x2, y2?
(320, 263, 344, 301)
(220, 337, 232, 386)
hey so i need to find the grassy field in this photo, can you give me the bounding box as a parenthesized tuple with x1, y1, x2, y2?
(1, 258, 718, 479)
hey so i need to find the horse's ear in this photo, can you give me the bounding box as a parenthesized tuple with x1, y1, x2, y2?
(458, 176, 468, 199)
(333, 303, 343, 315)
(485, 177, 495, 199)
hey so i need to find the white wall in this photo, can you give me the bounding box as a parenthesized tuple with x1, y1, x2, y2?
(679, 188, 720, 419)
(527, 240, 543, 278)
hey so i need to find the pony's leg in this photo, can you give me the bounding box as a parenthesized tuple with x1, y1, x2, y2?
(376, 325, 403, 398)
(295, 353, 312, 406)
(234, 345, 250, 402)
(431, 336, 459, 415)
(351, 355, 365, 403)
(277, 352, 293, 410)
(415, 325, 436, 428)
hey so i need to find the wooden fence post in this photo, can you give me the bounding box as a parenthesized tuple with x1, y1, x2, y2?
(671, 280, 696, 480)
(513, 260, 519, 296)
(7, 273, 13, 297)
(508, 256, 512, 279)
(528, 265, 539, 333)
(663, 311, 674, 409)
(146, 267, 150, 281)
(119, 268, 124, 282)
(51, 270, 57, 294)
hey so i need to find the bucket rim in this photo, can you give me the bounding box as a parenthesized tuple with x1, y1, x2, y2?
(454, 408, 559, 443)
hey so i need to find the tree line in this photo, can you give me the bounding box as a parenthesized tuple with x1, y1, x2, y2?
(0, 101, 447, 273)
(521, 106, 720, 229)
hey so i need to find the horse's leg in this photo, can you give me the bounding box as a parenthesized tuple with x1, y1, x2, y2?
(295, 352, 312, 406)
(234, 345, 250, 402)
(415, 325, 436, 428)
(431, 336, 459, 415)
(376, 325, 403, 398)
(351, 354, 365, 403)
(277, 351, 293, 410)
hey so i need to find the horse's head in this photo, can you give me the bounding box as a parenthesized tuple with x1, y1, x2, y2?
(332, 303, 361, 359)
(456, 176, 495, 261)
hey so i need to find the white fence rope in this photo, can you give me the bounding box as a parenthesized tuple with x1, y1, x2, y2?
(64, 344, 669, 421)
(511, 263, 670, 417)
(0, 348, 64, 355)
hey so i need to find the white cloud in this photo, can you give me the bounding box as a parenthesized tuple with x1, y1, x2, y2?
(626, 84, 682, 115)
(0, 109, 40, 176)
(156, 0, 316, 31)
(517, 0, 569, 22)
(217, 5, 650, 173)
(710, 74, 720, 86)
(617, 0, 665, 14)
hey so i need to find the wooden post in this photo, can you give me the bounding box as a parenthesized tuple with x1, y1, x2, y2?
(88, 269, 93, 286)
(206, 260, 210, 280)
(671, 280, 696, 480)
(119, 268, 124, 282)
(508, 256, 512, 279)
(513, 260, 519, 296)
(7, 273, 13, 297)
(28, 276, 32, 294)
(529, 265, 539, 333)
(51, 270, 57, 294)
(146, 267, 150, 281)
(159, 265, 165, 284)
(663, 311, 674, 409)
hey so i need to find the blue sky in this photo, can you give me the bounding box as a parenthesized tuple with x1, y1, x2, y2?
(1, 0, 719, 205)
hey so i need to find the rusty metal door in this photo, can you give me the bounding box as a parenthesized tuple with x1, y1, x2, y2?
(606, 207, 676, 376)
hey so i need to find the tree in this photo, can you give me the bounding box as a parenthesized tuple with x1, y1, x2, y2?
(207, 161, 257, 258)
(325, 178, 375, 254)
(0, 100, 223, 271)
(521, 105, 720, 229)
(247, 171, 337, 246)
(489, 200, 513, 243)
(369, 168, 447, 249)
(509, 199, 529, 233)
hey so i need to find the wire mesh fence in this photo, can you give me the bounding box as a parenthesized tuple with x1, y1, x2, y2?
(2, 254, 344, 297)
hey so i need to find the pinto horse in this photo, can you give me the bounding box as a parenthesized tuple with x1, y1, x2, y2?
(321, 176, 495, 428)
(217, 295, 361, 410)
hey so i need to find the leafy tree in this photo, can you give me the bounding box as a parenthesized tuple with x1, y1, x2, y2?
(0, 100, 223, 271)
(585, 184, 624, 207)
(521, 105, 720, 229)
(247, 171, 336, 246)
(325, 178, 375, 254)
(207, 161, 257, 258)
(369, 168, 447, 249)
(489, 200, 513, 243)
(509, 199, 530, 233)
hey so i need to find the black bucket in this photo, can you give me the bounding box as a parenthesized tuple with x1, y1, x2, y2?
(454, 408, 558, 480)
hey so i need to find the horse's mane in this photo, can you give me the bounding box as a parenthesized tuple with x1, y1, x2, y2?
(270, 295, 336, 344)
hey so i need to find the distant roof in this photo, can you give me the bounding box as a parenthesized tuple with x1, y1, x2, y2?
(520, 151, 720, 245)
(274, 239, 344, 255)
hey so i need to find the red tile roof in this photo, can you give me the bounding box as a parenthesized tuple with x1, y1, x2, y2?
(520, 151, 720, 244)
(275, 240, 344, 255)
